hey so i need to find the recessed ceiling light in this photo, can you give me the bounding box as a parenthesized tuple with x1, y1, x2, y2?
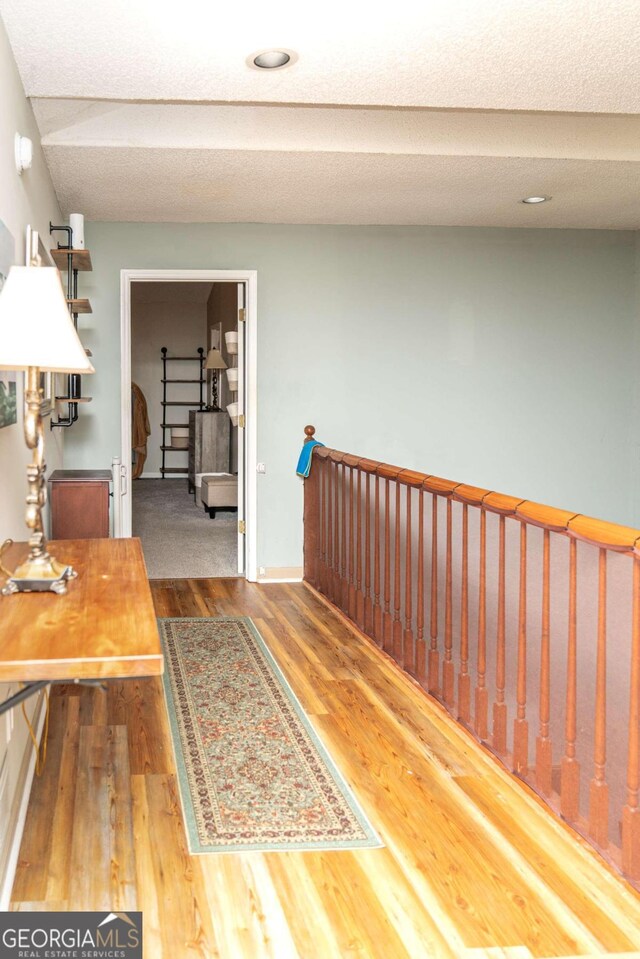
(521, 195, 551, 204)
(251, 50, 292, 70)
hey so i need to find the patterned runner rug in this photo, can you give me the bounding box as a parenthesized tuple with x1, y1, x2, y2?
(159, 616, 381, 854)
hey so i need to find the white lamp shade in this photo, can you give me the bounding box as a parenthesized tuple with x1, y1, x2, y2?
(205, 348, 227, 371)
(226, 367, 238, 390)
(0, 267, 95, 373)
(227, 401, 239, 426)
(225, 331, 238, 355)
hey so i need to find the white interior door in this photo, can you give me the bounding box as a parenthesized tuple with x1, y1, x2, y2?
(236, 282, 246, 575)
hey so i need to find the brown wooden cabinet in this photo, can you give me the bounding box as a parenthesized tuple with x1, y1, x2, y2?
(49, 470, 111, 539)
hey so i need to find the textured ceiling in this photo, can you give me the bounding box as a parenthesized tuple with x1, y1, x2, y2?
(42, 144, 640, 228)
(2, 0, 640, 112)
(2, 0, 640, 227)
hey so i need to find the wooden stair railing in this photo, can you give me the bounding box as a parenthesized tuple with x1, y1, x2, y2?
(301, 425, 640, 888)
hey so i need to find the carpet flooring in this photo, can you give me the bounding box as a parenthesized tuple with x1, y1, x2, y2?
(132, 478, 238, 579)
(160, 616, 381, 853)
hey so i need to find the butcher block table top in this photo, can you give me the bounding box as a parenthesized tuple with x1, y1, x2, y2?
(0, 538, 163, 682)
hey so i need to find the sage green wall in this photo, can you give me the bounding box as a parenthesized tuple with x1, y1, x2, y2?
(66, 223, 638, 570)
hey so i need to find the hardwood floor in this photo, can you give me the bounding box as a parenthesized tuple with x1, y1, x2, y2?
(11, 578, 640, 958)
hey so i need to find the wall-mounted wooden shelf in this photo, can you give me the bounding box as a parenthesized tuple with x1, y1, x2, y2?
(160, 445, 188, 452)
(66, 298, 92, 314)
(51, 248, 93, 271)
(161, 400, 203, 406)
(161, 379, 203, 384)
(49, 229, 94, 429)
(159, 467, 188, 474)
(163, 356, 203, 361)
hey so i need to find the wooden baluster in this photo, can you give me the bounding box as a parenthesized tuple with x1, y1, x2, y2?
(341, 463, 348, 612)
(428, 495, 440, 695)
(323, 459, 332, 596)
(373, 474, 383, 646)
(622, 555, 640, 880)
(356, 468, 365, 629)
(393, 482, 403, 664)
(317, 457, 325, 594)
(443, 498, 454, 707)
(313, 460, 324, 591)
(589, 548, 609, 848)
(383, 478, 393, 652)
(536, 529, 553, 795)
(327, 459, 336, 602)
(458, 503, 470, 724)
(318, 457, 326, 594)
(336, 462, 343, 608)
(364, 472, 373, 635)
(513, 522, 529, 775)
(561, 537, 580, 821)
(404, 486, 415, 675)
(416, 489, 426, 687)
(336, 462, 342, 603)
(348, 465, 356, 620)
(475, 507, 488, 739)
(493, 515, 508, 755)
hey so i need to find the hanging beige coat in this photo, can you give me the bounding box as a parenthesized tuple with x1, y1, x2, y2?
(131, 382, 151, 479)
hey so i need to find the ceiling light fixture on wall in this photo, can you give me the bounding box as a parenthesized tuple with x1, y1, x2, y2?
(249, 50, 296, 70)
(14, 134, 33, 175)
(521, 195, 551, 204)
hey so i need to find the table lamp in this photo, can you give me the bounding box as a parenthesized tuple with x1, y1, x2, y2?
(0, 266, 94, 595)
(205, 347, 227, 411)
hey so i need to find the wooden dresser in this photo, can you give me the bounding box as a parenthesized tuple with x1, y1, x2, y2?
(188, 410, 230, 492)
(49, 469, 111, 539)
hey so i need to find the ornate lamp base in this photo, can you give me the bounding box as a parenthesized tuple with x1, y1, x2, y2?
(1, 552, 76, 595)
(0, 366, 78, 597)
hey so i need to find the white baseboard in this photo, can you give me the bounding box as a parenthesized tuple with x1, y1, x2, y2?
(257, 578, 304, 584)
(257, 566, 303, 584)
(0, 689, 47, 909)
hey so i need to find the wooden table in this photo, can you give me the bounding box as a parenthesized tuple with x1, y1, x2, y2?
(0, 538, 163, 692)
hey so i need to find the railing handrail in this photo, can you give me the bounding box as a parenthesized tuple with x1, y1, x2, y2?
(301, 424, 640, 888)
(306, 432, 640, 554)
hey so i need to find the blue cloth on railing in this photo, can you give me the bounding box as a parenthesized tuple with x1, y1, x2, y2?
(296, 439, 324, 477)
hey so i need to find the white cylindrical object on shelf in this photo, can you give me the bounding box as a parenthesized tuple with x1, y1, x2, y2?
(227, 401, 239, 427)
(226, 367, 238, 391)
(171, 426, 189, 449)
(225, 331, 238, 355)
(69, 213, 85, 249)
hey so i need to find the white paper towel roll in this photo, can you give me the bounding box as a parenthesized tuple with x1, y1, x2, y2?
(69, 213, 85, 249)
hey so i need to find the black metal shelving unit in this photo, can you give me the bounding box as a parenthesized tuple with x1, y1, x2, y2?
(160, 347, 205, 477)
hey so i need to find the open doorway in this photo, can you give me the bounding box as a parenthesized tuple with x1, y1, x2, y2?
(120, 269, 257, 582)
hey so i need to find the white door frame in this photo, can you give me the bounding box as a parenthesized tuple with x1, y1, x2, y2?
(120, 268, 258, 582)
